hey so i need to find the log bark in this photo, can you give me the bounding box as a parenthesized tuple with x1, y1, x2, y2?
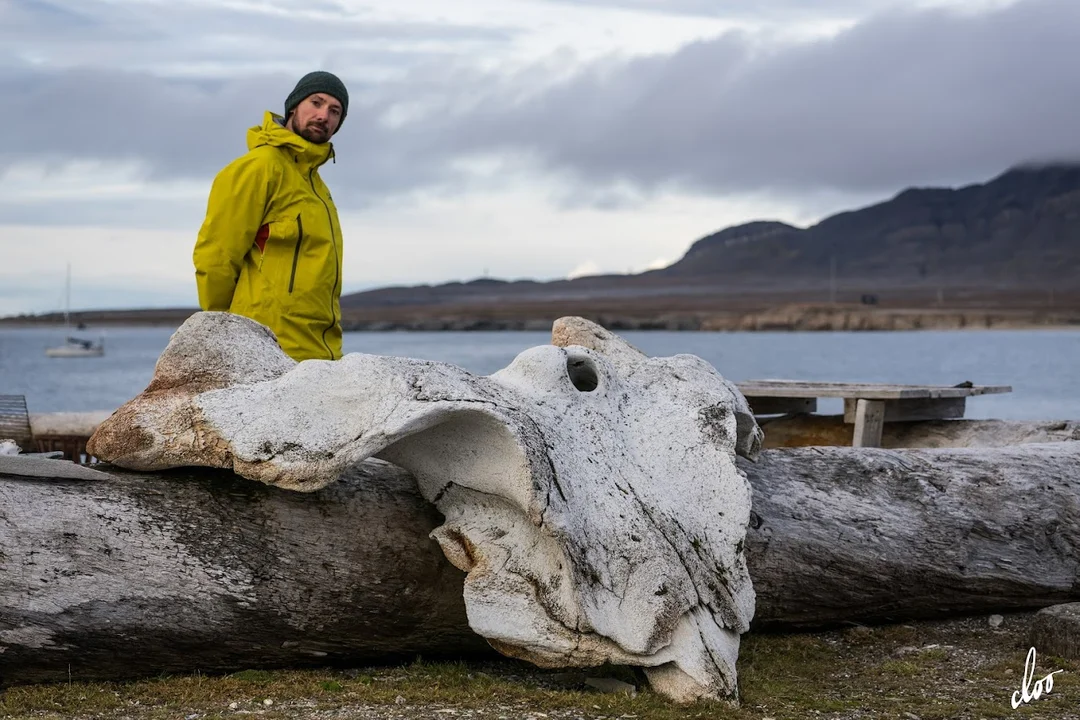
(0, 460, 488, 686)
(744, 441, 1080, 627)
(3, 440, 1080, 686)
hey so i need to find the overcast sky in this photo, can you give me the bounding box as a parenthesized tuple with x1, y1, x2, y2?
(2, 0, 1077, 315)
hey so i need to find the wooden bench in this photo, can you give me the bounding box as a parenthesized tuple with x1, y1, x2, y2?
(0, 395, 101, 463)
(736, 380, 1013, 448)
(0, 395, 33, 452)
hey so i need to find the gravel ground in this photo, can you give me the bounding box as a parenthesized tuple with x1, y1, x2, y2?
(4, 611, 1078, 720)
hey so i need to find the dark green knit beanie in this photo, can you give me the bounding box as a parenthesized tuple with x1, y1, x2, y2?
(284, 71, 349, 131)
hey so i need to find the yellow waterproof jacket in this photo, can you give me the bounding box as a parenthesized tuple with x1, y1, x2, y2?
(194, 110, 344, 361)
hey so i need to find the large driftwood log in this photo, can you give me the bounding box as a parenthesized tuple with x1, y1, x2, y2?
(0, 461, 486, 687)
(745, 441, 1080, 626)
(3, 439, 1079, 686)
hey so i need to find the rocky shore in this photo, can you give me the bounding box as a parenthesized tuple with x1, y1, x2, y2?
(4, 303, 1079, 333)
(339, 305, 1080, 332)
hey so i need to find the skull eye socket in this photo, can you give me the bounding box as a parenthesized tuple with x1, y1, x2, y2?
(566, 355, 599, 392)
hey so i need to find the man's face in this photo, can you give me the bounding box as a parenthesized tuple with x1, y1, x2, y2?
(287, 93, 343, 144)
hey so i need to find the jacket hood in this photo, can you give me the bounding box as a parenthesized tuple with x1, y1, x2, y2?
(246, 110, 334, 168)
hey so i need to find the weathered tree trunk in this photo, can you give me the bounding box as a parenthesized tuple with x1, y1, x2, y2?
(744, 441, 1080, 627)
(0, 460, 488, 686)
(3, 441, 1079, 685)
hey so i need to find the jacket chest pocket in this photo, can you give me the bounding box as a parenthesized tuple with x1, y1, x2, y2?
(259, 214, 305, 294)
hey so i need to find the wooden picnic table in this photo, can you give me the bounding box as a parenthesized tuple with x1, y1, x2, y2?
(0, 395, 33, 451)
(736, 380, 1013, 448)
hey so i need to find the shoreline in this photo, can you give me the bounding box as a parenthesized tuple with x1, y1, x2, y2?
(3, 305, 1078, 333)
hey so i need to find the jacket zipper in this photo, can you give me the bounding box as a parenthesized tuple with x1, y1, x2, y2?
(288, 213, 304, 294)
(309, 168, 339, 360)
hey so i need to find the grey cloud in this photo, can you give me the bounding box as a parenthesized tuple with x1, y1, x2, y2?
(2, 0, 516, 78)
(420, 0, 1080, 197)
(5, 0, 1080, 227)
(6, 0, 100, 31)
(0, 65, 451, 220)
(0, 0, 514, 226)
(5, 0, 164, 45)
(0, 194, 208, 230)
(536, 0, 898, 20)
(6, 0, 516, 41)
(2, 68, 292, 177)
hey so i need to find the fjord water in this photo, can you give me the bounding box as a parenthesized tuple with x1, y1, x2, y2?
(1, 325, 1078, 420)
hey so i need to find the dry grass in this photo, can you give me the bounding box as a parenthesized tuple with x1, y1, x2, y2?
(2, 612, 1077, 720)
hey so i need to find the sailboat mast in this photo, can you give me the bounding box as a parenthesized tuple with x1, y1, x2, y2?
(64, 263, 71, 327)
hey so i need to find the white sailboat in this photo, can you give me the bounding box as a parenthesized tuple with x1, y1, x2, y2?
(45, 265, 105, 358)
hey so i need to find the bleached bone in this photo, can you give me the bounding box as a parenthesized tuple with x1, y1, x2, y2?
(87, 311, 760, 703)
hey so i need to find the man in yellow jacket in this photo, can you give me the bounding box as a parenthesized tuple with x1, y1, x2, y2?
(193, 71, 348, 362)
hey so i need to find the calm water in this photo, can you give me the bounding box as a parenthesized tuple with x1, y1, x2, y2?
(1, 325, 1078, 419)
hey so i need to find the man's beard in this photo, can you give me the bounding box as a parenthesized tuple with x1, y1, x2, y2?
(289, 116, 330, 144)
(300, 124, 330, 143)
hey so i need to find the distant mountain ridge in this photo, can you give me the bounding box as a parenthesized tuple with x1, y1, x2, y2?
(342, 163, 1080, 309)
(656, 163, 1080, 286)
(6, 164, 1078, 331)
